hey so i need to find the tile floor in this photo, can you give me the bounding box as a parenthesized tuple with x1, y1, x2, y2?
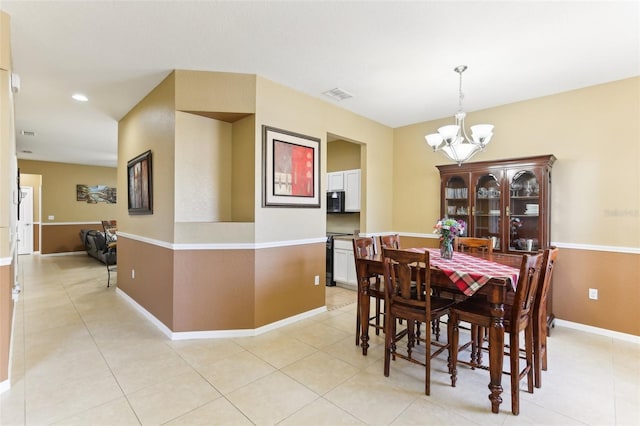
(1, 253, 638, 425)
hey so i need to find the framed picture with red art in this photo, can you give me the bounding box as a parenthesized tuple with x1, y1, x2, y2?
(262, 125, 320, 208)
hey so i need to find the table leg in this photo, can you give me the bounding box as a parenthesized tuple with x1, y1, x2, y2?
(487, 294, 505, 413)
(357, 263, 371, 356)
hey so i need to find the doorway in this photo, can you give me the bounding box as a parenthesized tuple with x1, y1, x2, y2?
(18, 186, 33, 254)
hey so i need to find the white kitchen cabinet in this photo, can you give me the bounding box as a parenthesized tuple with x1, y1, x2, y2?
(327, 172, 345, 191)
(333, 239, 357, 288)
(344, 169, 361, 212)
(327, 169, 360, 212)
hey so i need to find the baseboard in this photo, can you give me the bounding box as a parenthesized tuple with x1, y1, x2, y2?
(554, 319, 639, 344)
(116, 287, 327, 340)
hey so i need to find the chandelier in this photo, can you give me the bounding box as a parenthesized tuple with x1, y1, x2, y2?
(425, 65, 494, 165)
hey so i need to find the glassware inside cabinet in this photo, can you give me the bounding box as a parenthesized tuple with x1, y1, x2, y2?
(444, 176, 469, 236)
(509, 170, 540, 251)
(473, 174, 501, 241)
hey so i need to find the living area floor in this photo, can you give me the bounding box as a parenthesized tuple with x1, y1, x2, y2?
(1, 253, 638, 425)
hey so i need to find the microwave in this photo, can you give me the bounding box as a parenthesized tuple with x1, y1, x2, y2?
(327, 191, 346, 213)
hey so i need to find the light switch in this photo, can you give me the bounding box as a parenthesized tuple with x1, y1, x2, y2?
(48, 215, 54, 220)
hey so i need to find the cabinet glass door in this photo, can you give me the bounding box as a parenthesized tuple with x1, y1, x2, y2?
(473, 173, 501, 249)
(443, 175, 469, 235)
(508, 170, 540, 252)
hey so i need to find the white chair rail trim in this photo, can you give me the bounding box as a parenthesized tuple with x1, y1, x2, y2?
(393, 232, 640, 255)
(117, 231, 326, 250)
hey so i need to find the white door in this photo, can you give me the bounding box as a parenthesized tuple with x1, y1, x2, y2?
(18, 186, 34, 255)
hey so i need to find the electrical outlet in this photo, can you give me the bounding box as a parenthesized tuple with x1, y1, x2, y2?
(314, 275, 320, 285)
(131, 269, 135, 279)
(588, 288, 598, 300)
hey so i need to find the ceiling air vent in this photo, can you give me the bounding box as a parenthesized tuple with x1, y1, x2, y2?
(322, 88, 353, 101)
(20, 130, 36, 136)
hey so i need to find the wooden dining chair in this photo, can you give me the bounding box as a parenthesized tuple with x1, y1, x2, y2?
(455, 237, 493, 254)
(379, 233, 400, 249)
(473, 247, 559, 389)
(382, 247, 455, 395)
(352, 237, 385, 348)
(532, 246, 559, 388)
(448, 251, 544, 415)
(452, 236, 494, 354)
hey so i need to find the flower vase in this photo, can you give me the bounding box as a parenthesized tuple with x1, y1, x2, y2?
(440, 239, 454, 260)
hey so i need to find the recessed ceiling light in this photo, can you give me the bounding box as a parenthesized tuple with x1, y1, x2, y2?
(72, 93, 88, 102)
(322, 88, 354, 101)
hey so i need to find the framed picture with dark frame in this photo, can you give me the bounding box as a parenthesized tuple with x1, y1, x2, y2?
(262, 125, 320, 208)
(127, 150, 153, 215)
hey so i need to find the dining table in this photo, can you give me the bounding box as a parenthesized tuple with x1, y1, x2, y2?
(354, 247, 523, 414)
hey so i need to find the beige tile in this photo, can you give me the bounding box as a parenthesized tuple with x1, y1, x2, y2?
(281, 351, 360, 395)
(23, 305, 85, 335)
(3, 255, 637, 426)
(126, 369, 220, 425)
(0, 378, 26, 426)
(25, 368, 124, 425)
(390, 396, 479, 425)
(167, 338, 246, 368)
(164, 396, 253, 425)
(295, 321, 351, 349)
(197, 350, 275, 395)
(324, 368, 419, 425)
(51, 397, 139, 426)
(109, 348, 197, 395)
(226, 371, 319, 425)
(279, 397, 365, 425)
(245, 335, 318, 369)
(321, 335, 385, 370)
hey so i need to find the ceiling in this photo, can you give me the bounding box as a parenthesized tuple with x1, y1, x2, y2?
(3, 1, 639, 168)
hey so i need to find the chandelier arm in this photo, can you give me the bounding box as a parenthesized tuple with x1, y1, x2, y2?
(424, 65, 493, 165)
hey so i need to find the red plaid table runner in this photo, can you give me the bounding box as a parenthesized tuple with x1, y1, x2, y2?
(408, 248, 520, 296)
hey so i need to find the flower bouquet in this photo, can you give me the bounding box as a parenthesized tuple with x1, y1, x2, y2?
(433, 218, 466, 259)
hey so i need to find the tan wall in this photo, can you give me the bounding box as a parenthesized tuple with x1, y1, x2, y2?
(117, 71, 394, 334)
(554, 248, 639, 336)
(117, 237, 325, 332)
(173, 249, 255, 331)
(0, 10, 15, 386)
(327, 139, 361, 172)
(255, 76, 394, 239)
(116, 236, 174, 328)
(42, 223, 99, 254)
(118, 72, 176, 242)
(394, 77, 640, 246)
(327, 140, 362, 233)
(175, 111, 233, 222)
(17, 160, 116, 254)
(254, 243, 326, 327)
(393, 77, 640, 335)
(231, 115, 256, 222)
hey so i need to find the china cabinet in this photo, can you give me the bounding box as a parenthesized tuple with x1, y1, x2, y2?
(437, 155, 555, 254)
(437, 154, 556, 329)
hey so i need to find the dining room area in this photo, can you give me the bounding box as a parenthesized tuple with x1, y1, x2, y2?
(1, 250, 637, 425)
